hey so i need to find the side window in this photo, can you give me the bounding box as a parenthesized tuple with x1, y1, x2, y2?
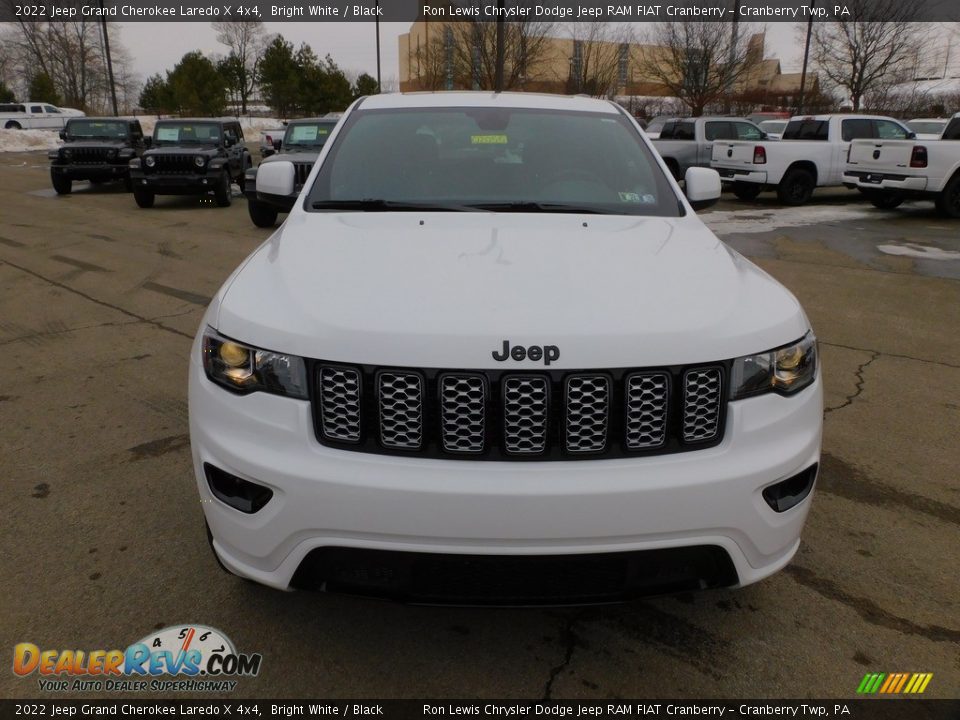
(659, 122, 676, 140)
(735, 122, 764, 141)
(875, 120, 909, 140)
(234, 125, 244, 141)
(44, 105, 60, 113)
(704, 122, 734, 141)
(942, 119, 960, 141)
(30, 105, 43, 113)
(841, 119, 874, 141)
(224, 127, 237, 144)
(674, 122, 696, 141)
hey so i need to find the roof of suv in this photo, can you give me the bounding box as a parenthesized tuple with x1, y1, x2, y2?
(359, 91, 621, 114)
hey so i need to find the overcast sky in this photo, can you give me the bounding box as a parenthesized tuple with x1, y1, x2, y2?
(117, 21, 806, 87)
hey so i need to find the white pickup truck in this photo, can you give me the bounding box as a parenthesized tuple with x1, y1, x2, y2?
(0, 102, 84, 130)
(711, 114, 913, 205)
(843, 113, 960, 218)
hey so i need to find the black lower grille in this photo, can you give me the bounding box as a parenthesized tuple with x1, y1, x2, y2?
(311, 361, 728, 460)
(290, 546, 739, 604)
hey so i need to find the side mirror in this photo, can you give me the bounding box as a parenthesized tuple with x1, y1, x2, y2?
(58, 130, 66, 140)
(684, 167, 722, 211)
(144, 137, 152, 148)
(256, 160, 295, 197)
(273, 139, 282, 151)
(905, 131, 917, 140)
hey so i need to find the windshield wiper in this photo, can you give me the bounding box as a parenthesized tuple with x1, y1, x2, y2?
(467, 201, 607, 214)
(310, 199, 483, 212)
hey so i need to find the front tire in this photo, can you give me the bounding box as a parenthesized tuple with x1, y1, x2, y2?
(133, 189, 155, 208)
(732, 182, 762, 201)
(247, 198, 279, 228)
(51, 171, 72, 195)
(777, 168, 815, 206)
(935, 175, 960, 218)
(214, 171, 232, 207)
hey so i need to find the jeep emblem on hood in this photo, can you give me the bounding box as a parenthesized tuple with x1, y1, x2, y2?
(492, 341, 560, 365)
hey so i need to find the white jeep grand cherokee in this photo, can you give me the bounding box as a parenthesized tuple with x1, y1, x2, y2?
(189, 92, 822, 604)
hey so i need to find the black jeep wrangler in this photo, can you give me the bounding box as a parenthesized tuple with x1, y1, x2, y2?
(244, 118, 338, 227)
(129, 118, 251, 208)
(49, 118, 147, 195)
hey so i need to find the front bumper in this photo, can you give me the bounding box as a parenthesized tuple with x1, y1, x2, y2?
(129, 170, 222, 194)
(842, 172, 928, 192)
(714, 166, 768, 185)
(51, 163, 128, 179)
(243, 189, 297, 212)
(189, 349, 822, 597)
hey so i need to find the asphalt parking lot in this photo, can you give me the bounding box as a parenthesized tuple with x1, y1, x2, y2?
(1, 149, 958, 700)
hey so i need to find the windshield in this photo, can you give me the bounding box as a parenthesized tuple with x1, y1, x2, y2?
(307, 107, 680, 216)
(154, 122, 220, 145)
(907, 121, 946, 135)
(284, 121, 337, 148)
(66, 120, 128, 139)
(759, 121, 787, 134)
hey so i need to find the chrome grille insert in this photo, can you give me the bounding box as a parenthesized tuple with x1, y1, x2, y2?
(682, 368, 722, 442)
(318, 366, 361, 442)
(440, 374, 486, 453)
(294, 162, 314, 187)
(625, 373, 669, 450)
(503, 376, 548, 455)
(565, 375, 610, 453)
(378, 372, 423, 450)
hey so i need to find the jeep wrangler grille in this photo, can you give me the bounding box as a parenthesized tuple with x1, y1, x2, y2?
(311, 362, 728, 461)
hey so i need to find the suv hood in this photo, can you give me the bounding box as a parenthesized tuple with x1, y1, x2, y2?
(146, 146, 219, 156)
(216, 212, 808, 368)
(263, 150, 320, 163)
(63, 140, 129, 150)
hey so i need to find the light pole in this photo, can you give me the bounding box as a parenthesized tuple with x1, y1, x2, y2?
(494, 0, 505, 92)
(99, 0, 118, 115)
(375, 0, 381, 92)
(797, 0, 817, 114)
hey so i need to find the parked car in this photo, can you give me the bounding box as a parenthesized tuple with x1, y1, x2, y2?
(653, 117, 766, 180)
(48, 117, 147, 194)
(245, 117, 339, 227)
(711, 114, 914, 204)
(128, 118, 252, 208)
(259, 125, 287, 158)
(843, 112, 960, 217)
(189, 91, 821, 603)
(758, 119, 787, 140)
(905, 118, 949, 140)
(643, 115, 676, 139)
(0, 102, 85, 130)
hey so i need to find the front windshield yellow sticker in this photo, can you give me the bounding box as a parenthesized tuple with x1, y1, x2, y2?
(471, 134, 508, 144)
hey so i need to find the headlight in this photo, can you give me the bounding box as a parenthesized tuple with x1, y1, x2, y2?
(144, 156, 155, 167)
(730, 331, 817, 400)
(194, 155, 206, 168)
(202, 327, 308, 399)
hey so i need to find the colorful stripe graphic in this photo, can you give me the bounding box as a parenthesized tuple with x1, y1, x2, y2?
(857, 672, 933, 694)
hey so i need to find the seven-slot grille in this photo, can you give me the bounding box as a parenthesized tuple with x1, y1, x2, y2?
(69, 147, 113, 164)
(293, 162, 314, 187)
(150, 154, 200, 173)
(313, 363, 727, 460)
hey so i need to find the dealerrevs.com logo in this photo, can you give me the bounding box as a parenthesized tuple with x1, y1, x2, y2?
(13, 624, 262, 693)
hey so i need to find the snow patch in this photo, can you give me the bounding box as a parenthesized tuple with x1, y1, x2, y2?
(701, 204, 896, 236)
(877, 243, 960, 261)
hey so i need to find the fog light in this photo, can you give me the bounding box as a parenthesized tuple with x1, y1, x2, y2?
(762, 464, 817, 513)
(204, 463, 273, 514)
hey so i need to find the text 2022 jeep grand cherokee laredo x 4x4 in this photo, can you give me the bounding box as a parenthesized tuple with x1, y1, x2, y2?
(128, 118, 251, 208)
(189, 92, 822, 605)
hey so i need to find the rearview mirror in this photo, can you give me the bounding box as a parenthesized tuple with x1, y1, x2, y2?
(273, 139, 282, 151)
(684, 167, 721, 211)
(256, 160, 295, 197)
(58, 130, 66, 140)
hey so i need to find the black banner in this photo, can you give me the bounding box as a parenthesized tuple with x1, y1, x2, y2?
(2, 0, 960, 23)
(1, 701, 960, 720)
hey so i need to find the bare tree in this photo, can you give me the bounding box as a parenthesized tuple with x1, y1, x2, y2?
(211, 21, 267, 114)
(566, 23, 634, 98)
(811, 0, 923, 111)
(448, 19, 557, 91)
(637, 20, 762, 116)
